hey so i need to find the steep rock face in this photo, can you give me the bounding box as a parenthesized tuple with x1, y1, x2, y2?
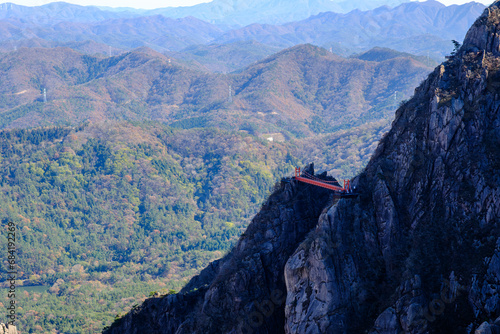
(284, 2, 500, 333)
(104, 165, 335, 334)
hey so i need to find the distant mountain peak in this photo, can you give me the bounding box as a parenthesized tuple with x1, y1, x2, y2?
(353, 46, 437, 64)
(149, 0, 413, 25)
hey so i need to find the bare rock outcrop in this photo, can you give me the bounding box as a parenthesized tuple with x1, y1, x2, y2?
(0, 324, 17, 334)
(284, 2, 500, 333)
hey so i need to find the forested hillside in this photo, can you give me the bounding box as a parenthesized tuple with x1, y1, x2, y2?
(0, 44, 432, 137)
(0, 44, 433, 332)
(0, 117, 390, 333)
(0, 122, 288, 332)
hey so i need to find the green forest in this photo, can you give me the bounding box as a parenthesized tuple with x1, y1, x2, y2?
(0, 119, 385, 333)
(0, 122, 288, 333)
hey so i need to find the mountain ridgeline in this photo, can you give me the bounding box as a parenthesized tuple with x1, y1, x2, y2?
(0, 1, 486, 58)
(215, 0, 485, 57)
(0, 44, 432, 137)
(0, 0, 409, 26)
(105, 2, 500, 333)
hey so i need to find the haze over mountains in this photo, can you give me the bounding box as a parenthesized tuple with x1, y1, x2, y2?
(216, 1, 486, 56)
(0, 1, 486, 58)
(0, 0, 412, 25)
(146, 0, 411, 25)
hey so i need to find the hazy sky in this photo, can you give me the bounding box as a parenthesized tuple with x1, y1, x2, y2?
(3, 0, 495, 10)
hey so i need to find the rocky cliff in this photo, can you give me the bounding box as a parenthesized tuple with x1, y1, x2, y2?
(103, 2, 500, 333)
(285, 2, 500, 333)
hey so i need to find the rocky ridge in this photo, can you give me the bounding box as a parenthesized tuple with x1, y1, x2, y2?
(104, 2, 500, 333)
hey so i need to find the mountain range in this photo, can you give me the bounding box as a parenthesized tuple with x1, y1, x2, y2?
(0, 15, 224, 52)
(214, 0, 486, 57)
(0, 1, 495, 333)
(0, 44, 433, 137)
(0, 0, 411, 26)
(0, 1, 486, 59)
(0, 15, 440, 332)
(147, 0, 412, 26)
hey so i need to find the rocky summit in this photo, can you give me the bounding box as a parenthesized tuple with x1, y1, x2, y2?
(104, 1, 500, 333)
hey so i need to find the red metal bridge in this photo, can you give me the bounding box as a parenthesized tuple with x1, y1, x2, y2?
(293, 167, 357, 198)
